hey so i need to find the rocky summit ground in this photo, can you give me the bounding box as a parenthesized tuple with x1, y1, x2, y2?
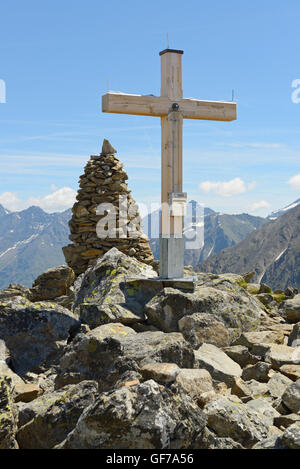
(0, 247, 300, 450)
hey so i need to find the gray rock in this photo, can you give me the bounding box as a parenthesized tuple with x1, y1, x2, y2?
(234, 330, 285, 348)
(16, 381, 98, 449)
(223, 345, 259, 368)
(0, 296, 79, 375)
(59, 326, 194, 390)
(101, 138, 117, 155)
(265, 344, 300, 369)
(267, 372, 293, 399)
(196, 427, 244, 449)
(242, 362, 271, 383)
(204, 396, 269, 448)
(246, 399, 280, 426)
(174, 369, 214, 401)
(281, 379, 300, 413)
(30, 265, 75, 302)
(288, 322, 300, 347)
(178, 313, 230, 348)
(231, 378, 269, 402)
(73, 248, 157, 328)
(194, 343, 242, 386)
(284, 295, 300, 323)
(56, 380, 207, 449)
(278, 422, 300, 449)
(146, 284, 263, 335)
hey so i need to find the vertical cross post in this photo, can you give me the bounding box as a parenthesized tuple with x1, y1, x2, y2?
(159, 49, 185, 279)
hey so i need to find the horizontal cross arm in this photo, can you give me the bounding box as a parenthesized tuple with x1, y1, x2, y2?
(102, 92, 237, 122)
(180, 98, 237, 122)
(102, 93, 170, 117)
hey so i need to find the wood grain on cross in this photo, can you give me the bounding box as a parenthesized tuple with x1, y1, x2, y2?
(102, 49, 237, 278)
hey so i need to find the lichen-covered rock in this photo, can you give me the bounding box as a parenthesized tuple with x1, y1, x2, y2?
(16, 381, 98, 449)
(29, 265, 75, 302)
(58, 327, 194, 391)
(194, 343, 242, 386)
(0, 375, 18, 449)
(0, 296, 79, 375)
(73, 248, 157, 328)
(204, 396, 269, 448)
(146, 284, 264, 336)
(56, 380, 207, 449)
(246, 399, 280, 427)
(63, 140, 154, 275)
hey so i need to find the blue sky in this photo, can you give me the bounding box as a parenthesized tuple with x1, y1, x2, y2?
(0, 0, 299, 215)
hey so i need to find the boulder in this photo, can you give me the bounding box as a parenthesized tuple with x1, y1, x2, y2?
(0, 376, 18, 449)
(146, 284, 264, 335)
(194, 343, 242, 386)
(223, 345, 259, 368)
(242, 362, 272, 383)
(246, 399, 280, 427)
(58, 326, 194, 390)
(288, 322, 300, 347)
(278, 423, 300, 449)
(0, 296, 79, 375)
(56, 380, 207, 449)
(174, 369, 214, 401)
(140, 363, 180, 384)
(178, 313, 230, 348)
(16, 381, 98, 449)
(204, 396, 269, 448)
(267, 372, 293, 399)
(30, 266, 75, 302)
(196, 427, 244, 449)
(281, 379, 300, 413)
(231, 378, 269, 402)
(279, 364, 300, 382)
(14, 383, 43, 403)
(234, 330, 285, 348)
(265, 344, 300, 370)
(73, 248, 157, 328)
(283, 295, 300, 323)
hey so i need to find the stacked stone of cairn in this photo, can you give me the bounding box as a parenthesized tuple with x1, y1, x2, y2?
(63, 139, 154, 275)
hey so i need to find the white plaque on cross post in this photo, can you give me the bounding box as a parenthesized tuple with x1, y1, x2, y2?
(102, 48, 237, 279)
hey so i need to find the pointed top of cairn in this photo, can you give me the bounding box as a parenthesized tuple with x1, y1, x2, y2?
(101, 139, 117, 156)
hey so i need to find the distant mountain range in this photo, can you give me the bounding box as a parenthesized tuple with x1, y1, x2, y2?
(142, 204, 267, 267)
(0, 205, 70, 289)
(198, 203, 300, 291)
(0, 198, 298, 290)
(267, 199, 300, 220)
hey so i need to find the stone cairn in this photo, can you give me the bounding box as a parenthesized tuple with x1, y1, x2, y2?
(63, 139, 154, 275)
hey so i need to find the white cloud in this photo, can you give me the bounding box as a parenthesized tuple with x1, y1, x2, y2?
(199, 177, 247, 197)
(288, 173, 300, 190)
(0, 187, 76, 213)
(248, 200, 271, 212)
(0, 192, 21, 211)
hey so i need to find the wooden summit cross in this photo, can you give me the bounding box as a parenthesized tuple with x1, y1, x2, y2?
(102, 48, 237, 279)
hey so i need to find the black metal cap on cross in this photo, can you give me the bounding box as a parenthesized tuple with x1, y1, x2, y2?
(102, 49, 237, 279)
